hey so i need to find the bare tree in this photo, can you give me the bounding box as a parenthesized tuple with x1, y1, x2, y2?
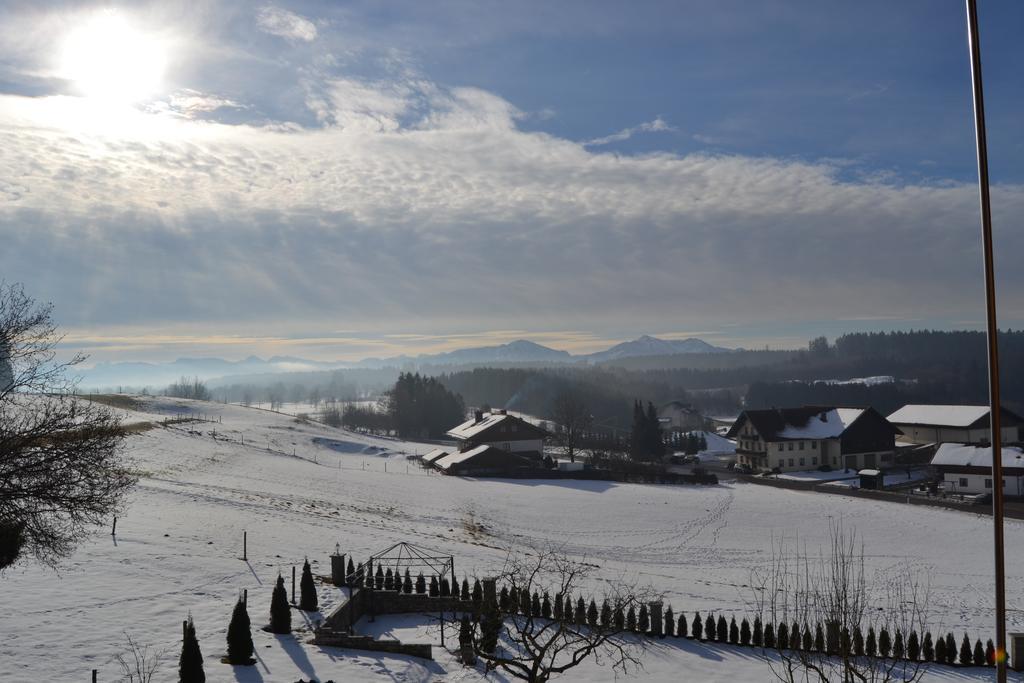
(114, 632, 168, 683)
(550, 390, 592, 463)
(0, 283, 135, 569)
(749, 522, 930, 683)
(466, 549, 652, 682)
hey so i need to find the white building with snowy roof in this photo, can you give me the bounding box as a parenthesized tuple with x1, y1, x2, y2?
(728, 406, 899, 473)
(887, 405, 1022, 446)
(423, 410, 550, 475)
(931, 443, 1024, 496)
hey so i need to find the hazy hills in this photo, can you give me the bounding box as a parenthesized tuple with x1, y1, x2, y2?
(78, 335, 732, 388)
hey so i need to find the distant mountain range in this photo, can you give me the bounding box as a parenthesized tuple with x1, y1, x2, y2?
(77, 335, 732, 388)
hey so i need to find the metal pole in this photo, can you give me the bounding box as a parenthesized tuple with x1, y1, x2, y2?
(243, 531, 247, 561)
(964, 1, 1007, 678)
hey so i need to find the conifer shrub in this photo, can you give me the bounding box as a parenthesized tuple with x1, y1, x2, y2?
(985, 639, 995, 666)
(575, 597, 586, 625)
(790, 621, 801, 651)
(553, 593, 563, 621)
(270, 575, 292, 634)
(428, 576, 438, 597)
(923, 632, 934, 662)
(893, 630, 904, 660)
(384, 568, 394, 591)
(815, 623, 825, 653)
(704, 614, 714, 641)
(587, 599, 599, 627)
(375, 565, 384, 590)
(404, 570, 413, 594)
(973, 639, 985, 666)
(935, 634, 946, 665)
(599, 599, 610, 627)
(740, 618, 751, 645)
(179, 615, 205, 683)
(944, 633, 956, 665)
(440, 577, 451, 597)
(459, 615, 472, 648)
(615, 605, 625, 630)
(776, 623, 789, 650)
(472, 579, 483, 604)
(639, 604, 650, 634)
(346, 557, 355, 584)
(226, 597, 254, 665)
(801, 624, 812, 652)
(718, 615, 728, 643)
(692, 613, 702, 640)
(752, 617, 763, 646)
(730, 617, 739, 644)
(415, 573, 426, 594)
(866, 627, 877, 657)
(532, 592, 542, 617)
(299, 559, 318, 611)
(853, 626, 864, 656)
(879, 627, 891, 658)
(627, 606, 638, 632)
(960, 634, 973, 666)
(678, 613, 688, 639)
(907, 631, 920, 661)
(763, 623, 775, 648)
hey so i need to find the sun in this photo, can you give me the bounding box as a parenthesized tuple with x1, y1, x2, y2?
(59, 11, 166, 104)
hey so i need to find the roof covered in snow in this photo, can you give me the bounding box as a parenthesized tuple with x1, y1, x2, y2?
(887, 405, 994, 428)
(446, 411, 548, 441)
(931, 443, 1024, 469)
(728, 406, 887, 441)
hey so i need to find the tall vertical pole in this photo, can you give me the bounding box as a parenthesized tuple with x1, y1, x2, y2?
(964, 1, 1007, 678)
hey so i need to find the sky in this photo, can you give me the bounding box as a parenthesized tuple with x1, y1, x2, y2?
(1, 1, 1024, 364)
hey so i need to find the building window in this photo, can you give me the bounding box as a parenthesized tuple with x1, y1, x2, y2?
(799, 457, 805, 466)
(788, 442, 794, 451)
(812, 457, 818, 465)
(985, 479, 993, 489)
(959, 478, 969, 488)
(778, 443, 783, 452)
(799, 441, 804, 450)
(811, 441, 817, 448)
(788, 458, 794, 467)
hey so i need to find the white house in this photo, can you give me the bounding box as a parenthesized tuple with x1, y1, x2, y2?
(931, 443, 1024, 496)
(446, 409, 547, 455)
(728, 406, 899, 473)
(887, 405, 1022, 445)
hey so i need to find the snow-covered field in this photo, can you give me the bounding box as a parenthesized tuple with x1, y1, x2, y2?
(2, 396, 1015, 681)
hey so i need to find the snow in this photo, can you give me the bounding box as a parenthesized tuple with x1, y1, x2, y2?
(932, 443, 1024, 469)
(1, 395, 1015, 681)
(888, 405, 991, 428)
(433, 443, 490, 469)
(816, 375, 896, 386)
(696, 430, 736, 455)
(776, 408, 864, 439)
(446, 412, 512, 439)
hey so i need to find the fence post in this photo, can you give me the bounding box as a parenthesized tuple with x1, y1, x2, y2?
(292, 565, 296, 604)
(92, 670, 97, 683)
(111, 516, 117, 536)
(243, 531, 247, 561)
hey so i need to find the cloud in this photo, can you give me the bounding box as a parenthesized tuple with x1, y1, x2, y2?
(256, 5, 317, 43)
(584, 117, 676, 147)
(1, 75, 1022, 359)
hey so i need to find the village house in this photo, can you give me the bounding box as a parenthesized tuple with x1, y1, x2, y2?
(657, 401, 709, 432)
(728, 406, 900, 473)
(886, 404, 1022, 445)
(931, 442, 1024, 496)
(423, 409, 549, 475)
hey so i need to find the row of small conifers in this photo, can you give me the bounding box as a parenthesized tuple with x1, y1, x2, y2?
(342, 558, 997, 670)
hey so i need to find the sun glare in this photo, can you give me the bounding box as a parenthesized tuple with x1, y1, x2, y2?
(59, 11, 166, 104)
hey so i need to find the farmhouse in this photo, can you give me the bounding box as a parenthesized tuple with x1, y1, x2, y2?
(887, 404, 1022, 445)
(657, 401, 708, 432)
(424, 410, 549, 475)
(728, 406, 899, 473)
(931, 443, 1024, 496)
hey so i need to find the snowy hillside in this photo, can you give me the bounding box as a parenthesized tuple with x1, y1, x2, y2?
(1, 396, 1011, 681)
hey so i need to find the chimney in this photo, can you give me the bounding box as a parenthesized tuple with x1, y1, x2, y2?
(474, 410, 483, 424)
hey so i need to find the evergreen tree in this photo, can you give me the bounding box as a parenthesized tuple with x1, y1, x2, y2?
(299, 559, 318, 611)
(429, 576, 439, 597)
(645, 402, 665, 459)
(521, 589, 532, 615)
(879, 627, 891, 658)
(226, 597, 254, 665)
(346, 557, 355, 585)
(705, 614, 715, 641)
(179, 615, 205, 683)
(384, 568, 394, 591)
(404, 569, 413, 594)
(440, 577, 451, 597)
(891, 630, 903, 660)
(802, 624, 812, 652)
(718, 615, 729, 643)
(678, 612, 689, 638)
(499, 585, 510, 611)
(575, 596, 586, 625)
(985, 639, 996, 666)
(944, 633, 956, 665)
(270, 574, 291, 634)
(639, 604, 650, 633)
(542, 593, 553, 620)
(553, 593, 563, 621)
(459, 615, 472, 648)
(935, 634, 946, 664)
(790, 621, 801, 651)
(959, 634, 973, 666)
(627, 605, 638, 632)
(532, 592, 542, 618)
(587, 599, 599, 627)
(923, 632, 934, 662)
(472, 579, 483, 604)
(415, 572, 426, 594)
(614, 605, 625, 630)
(665, 607, 675, 637)
(692, 612, 702, 640)
(853, 626, 864, 656)
(730, 617, 739, 644)
(973, 639, 985, 666)
(753, 617, 763, 646)
(763, 623, 775, 648)
(907, 631, 920, 661)
(777, 623, 789, 650)
(866, 627, 877, 657)
(460, 577, 470, 600)
(375, 564, 384, 590)
(815, 623, 825, 653)
(740, 618, 751, 645)
(394, 569, 404, 593)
